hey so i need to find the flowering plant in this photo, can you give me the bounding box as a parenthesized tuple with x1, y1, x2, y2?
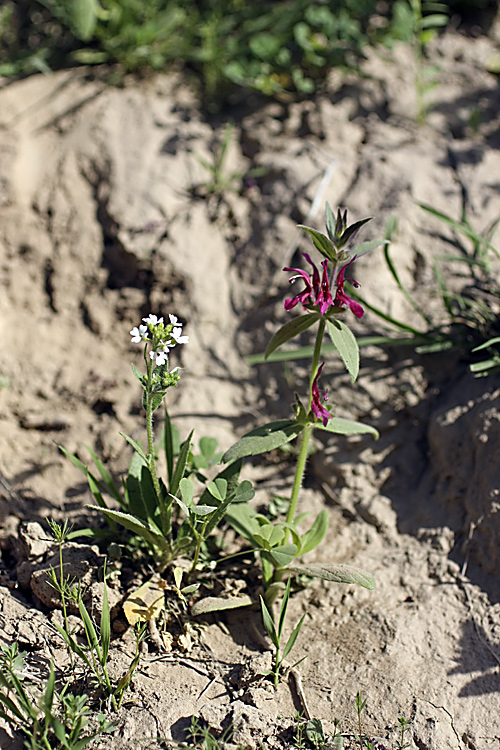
(223, 204, 381, 599)
(62, 203, 380, 609)
(63, 313, 254, 576)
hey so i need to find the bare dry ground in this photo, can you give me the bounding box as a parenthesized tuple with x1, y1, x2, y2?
(1, 26, 500, 750)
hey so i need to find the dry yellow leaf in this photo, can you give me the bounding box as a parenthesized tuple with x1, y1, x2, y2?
(123, 576, 166, 626)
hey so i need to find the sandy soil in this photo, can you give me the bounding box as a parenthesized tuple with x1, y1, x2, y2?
(1, 25, 500, 750)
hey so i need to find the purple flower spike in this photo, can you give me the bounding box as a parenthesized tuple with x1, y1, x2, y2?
(311, 363, 331, 427)
(334, 258, 364, 319)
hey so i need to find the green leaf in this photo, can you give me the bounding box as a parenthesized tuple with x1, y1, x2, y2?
(58, 444, 88, 476)
(299, 509, 329, 556)
(253, 524, 285, 550)
(101, 572, 111, 665)
(170, 430, 194, 497)
(222, 420, 303, 463)
(418, 202, 500, 259)
(265, 313, 320, 359)
(191, 594, 253, 615)
(339, 217, 372, 248)
(83, 444, 124, 506)
(473, 337, 500, 352)
(207, 478, 227, 502)
(317, 417, 379, 439)
(179, 477, 194, 505)
(42, 662, 55, 715)
(419, 13, 448, 29)
(269, 544, 297, 566)
(119, 433, 148, 465)
(232, 479, 255, 504)
(352, 238, 388, 258)
(72, 0, 99, 40)
(86, 470, 109, 511)
(163, 405, 178, 486)
(224, 502, 261, 542)
(190, 504, 217, 516)
(204, 477, 253, 538)
(278, 577, 291, 640)
(325, 202, 337, 243)
(260, 596, 279, 648)
(87, 507, 169, 552)
(326, 319, 359, 382)
(199, 436, 219, 461)
(282, 613, 306, 662)
(78, 598, 101, 660)
(298, 225, 336, 261)
(287, 562, 375, 589)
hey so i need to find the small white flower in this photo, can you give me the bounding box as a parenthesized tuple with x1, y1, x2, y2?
(172, 327, 189, 345)
(130, 325, 148, 343)
(169, 314, 182, 327)
(150, 348, 169, 366)
(143, 314, 163, 326)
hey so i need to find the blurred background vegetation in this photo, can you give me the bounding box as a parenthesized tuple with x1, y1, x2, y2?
(1, 0, 498, 108)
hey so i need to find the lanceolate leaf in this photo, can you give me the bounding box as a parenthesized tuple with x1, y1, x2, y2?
(287, 562, 375, 590)
(119, 433, 148, 465)
(222, 421, 303, 462)
(170, 430, 194, 497)
(87, 507, 170, 551)
(299, 509, 329, 556)
(339, 217, 372, 247)
(317, 417, 379, 439)
(265, 314, 320, 359)
(260, 596, 279, 648)
(327, 319, 359, 382)
(282, 614, 306, 662)
(191, 594, 253, 616)
(298, 225, 336, 260)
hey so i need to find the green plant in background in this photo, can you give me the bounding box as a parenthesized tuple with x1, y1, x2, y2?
(260, 577, 306, 687)
(192, 123, 266, 200)
(390, 0, 448, 122)
(0, 644, 115, 749)
(0, 1, 460, 107)
(352, 204, 500, 376)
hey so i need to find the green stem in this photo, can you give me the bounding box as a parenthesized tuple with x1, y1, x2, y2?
(308, 318, 326, 411)
(58, 539, 74, 669)
(144, 347, 164, 507)
(284, 318, 326, 536)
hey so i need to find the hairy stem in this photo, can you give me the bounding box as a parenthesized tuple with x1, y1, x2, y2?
(284, 318, 326, 536)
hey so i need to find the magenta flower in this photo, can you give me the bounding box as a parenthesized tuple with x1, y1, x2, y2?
(284, 252, 320, 311)
(284, 252, 363, 318)
(311, 363, 331, 426)
(334, 258, 364, 319)
(315, 259, 335, 314)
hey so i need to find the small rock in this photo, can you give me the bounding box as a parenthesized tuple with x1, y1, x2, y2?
(29, 543, 103, 610)
(17, 522, 54, 560)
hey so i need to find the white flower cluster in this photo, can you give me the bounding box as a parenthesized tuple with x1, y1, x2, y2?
(130, 313, 189, 366)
